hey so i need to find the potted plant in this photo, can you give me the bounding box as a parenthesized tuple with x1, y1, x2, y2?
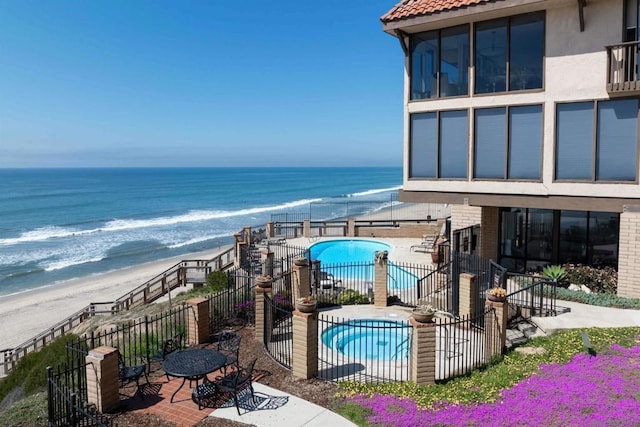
(412, 300, 437, 323)
(295, 295, 317, 313)
(255, 274, 272, 288)
(293, 256, 308, 266)
(486, 286, 507, 302)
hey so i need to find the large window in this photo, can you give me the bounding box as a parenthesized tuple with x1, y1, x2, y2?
(500, 208, 619, 272)
(475, 12, 544, 94)
(410, 26, 469, 100)
(410, 110, 468, 179)
(474, 105, 543, 180)
(555, 99, 638, 181)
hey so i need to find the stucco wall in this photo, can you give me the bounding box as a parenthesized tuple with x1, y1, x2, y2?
(401, 0, 640, 203)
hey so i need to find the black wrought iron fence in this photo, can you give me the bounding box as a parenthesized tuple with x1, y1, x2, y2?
(66, 306, 190, 372)
(47, 366, 116, 427)
(311, 261, 375, 306)
(436, 309, 489, 381)
(387, 262, 436, 306)
(264, 294, 293, 368)
(451, 252, 493, 317)
(505, 273, 557, 324)
(416, 263, 452, 312)
(208, 273, 255, 335)
(317, 315, 412, 383)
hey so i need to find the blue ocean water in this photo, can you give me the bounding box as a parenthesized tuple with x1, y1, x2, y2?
(0, 167, 401, 296)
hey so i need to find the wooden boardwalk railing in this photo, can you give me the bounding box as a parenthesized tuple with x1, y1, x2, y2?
(0, 246, 235, 377)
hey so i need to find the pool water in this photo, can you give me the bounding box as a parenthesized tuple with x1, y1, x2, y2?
(321, 319, 410, 360)
(309, 239, 391, 264)
(309, 239, 418, 289)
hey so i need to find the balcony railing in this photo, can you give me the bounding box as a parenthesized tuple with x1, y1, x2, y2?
(606, 41, 640, 95)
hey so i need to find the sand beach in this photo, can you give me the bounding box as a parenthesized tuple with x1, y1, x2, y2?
(0, 247, 229, 350)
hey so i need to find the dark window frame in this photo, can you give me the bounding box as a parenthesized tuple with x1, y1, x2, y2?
(409, 109, 469, 180)
(474, 11, 545, 95)
(554, 99, 640, 183)
(409, 25, 470, 101)
(473, 104, 543, 181)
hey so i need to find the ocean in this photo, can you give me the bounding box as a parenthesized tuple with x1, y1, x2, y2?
(0, 167, 401, 297)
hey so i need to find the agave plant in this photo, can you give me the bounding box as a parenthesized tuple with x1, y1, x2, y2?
(542, 264, 567, 286)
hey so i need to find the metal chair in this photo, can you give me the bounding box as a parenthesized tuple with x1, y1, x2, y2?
(216, 331, 241, 373)
(151, 333, 184, 380)
(215, 358, 257, 415)
(118, 351, 148, 397)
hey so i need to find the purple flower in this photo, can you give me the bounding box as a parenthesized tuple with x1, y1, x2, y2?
(347, 343, 640, 426)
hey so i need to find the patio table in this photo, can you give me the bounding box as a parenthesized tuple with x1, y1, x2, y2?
(162, 348, 227, 403)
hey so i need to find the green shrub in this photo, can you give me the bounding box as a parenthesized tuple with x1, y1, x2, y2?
(338, 289, 369, 305)
(563, 264, 617, 294)
(541, 265, 567, 287)
(206, 270, 229, 293)
(0, 334, 78, 404)
(554, 287, 640, 309)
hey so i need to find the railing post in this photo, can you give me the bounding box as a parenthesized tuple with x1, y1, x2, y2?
(186, 298, 210, 345)
(409, 317, 436, 385)
(293, 263, 310, 301)
(292, 308, 318, 379)
(374, 251, 388, 307)
(459, 273, 476, 317)
(347, 217, 356, 237)
(85, 346, 119, 413)
(255, 282, 272, 342)
(303, 219, 311, 238)
(484, 300, 508, 361)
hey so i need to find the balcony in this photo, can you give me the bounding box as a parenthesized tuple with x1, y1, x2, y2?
(607, 41, 640, 96)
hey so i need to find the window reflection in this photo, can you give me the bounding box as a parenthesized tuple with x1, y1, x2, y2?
(410, 26, 468, 100)
(475, 12, 544, 94)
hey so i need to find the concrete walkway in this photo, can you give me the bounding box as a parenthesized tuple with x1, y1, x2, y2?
(532, 300, 640, 335)
(209, 383, 357, 427)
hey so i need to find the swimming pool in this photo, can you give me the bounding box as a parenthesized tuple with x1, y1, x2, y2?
(309, 239, 391, 264)
(321, 319, 410, 360)
(309, 239, 418, 289)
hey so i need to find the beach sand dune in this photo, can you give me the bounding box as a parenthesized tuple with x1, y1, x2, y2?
(0, 248, 226, 350)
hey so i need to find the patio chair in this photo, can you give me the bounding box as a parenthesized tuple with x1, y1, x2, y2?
(216, 331, 241, 374)
(215, 358, 257, 415)
(410, 233, 440, 253)
(118, 351, 149, 397)
(318, 271, 342, 292)
(150, 333, 184, 380)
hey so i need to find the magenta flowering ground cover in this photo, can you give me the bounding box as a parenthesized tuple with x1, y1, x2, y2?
(348, 344, 640, 426)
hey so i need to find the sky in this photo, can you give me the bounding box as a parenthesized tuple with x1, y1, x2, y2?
(0, 0, 404, 168)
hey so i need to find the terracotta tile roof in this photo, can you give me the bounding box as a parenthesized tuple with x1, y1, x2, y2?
(382, 0, 495, 23)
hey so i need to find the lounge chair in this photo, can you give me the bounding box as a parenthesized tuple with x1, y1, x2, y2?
(410, 233, 440, 253)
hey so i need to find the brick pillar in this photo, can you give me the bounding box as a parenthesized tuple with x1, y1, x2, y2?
(409, 318, 436, 385)
(261, 250, 274, 277)
(618, 207, 640, 298)
(255, 286, 271, 342)
(374, 254, 388, 307)
(85, 346, 119, 413)
(484, 300, 508, 361)
(303, 219, 311, 238)
(187, 297, 210, 345)
(293, 264, 310, 301)
(292, 310, 318, 379)
(347, 218, 356, 237)
(266, 221, 275, 238)
(459, 273, 476, 317)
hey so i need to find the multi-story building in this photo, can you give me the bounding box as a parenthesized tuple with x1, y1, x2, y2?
(381, 0, 640, 297)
